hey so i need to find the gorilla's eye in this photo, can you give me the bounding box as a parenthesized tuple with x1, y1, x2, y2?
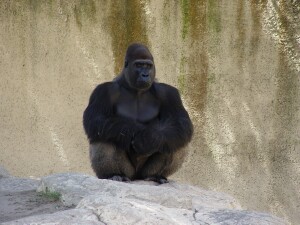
(136, 62, 144, 68)
(135, 61, 152, 69)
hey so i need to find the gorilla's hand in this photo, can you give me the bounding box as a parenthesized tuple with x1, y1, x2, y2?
(131, 129, 162, 155)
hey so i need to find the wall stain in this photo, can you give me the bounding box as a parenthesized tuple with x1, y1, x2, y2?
(236, 0, 246, 73)
(180, 0, 190, 40)
(105, 0, 149, 74)
(270, 45, 299, 222)
(207, 0, 221, 33)
(185, 0, 208, 112)
(162, 0, 171, 26)
(28, 0, 57, 18)
(74, 0, 97, 30)
(29, 0, 41, 13)
(273, 3, 299, 151)
(178, 56, 187, 95)
(246, 1, 266, 97)
(249, 1, 266, 58)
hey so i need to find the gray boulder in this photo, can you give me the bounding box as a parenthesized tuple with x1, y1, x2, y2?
(3, 173, 287, 225)
(0, 175, 70, 223)
(0, 166, 10, 178)
(0, 177, 39, 192)
(3, 209, 103, 225)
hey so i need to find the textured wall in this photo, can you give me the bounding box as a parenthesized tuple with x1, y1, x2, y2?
(0, 1, 299, 224)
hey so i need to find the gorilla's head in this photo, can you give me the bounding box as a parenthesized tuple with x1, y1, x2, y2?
(123, 43, 156, 91)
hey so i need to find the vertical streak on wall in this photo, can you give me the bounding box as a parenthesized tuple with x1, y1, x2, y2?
(75, 38, 101, 85)
(249, 1, 263, 62)
(236, 0, 246, 74)
(105, 0, 149, 74)
(74, 0, 97, 31)
(270, 2, 300, 221)
(176, 0, 212, 183)
(179, 0, 208, 111)
(274, 1, 299, 176)
(248, 1, 266, 162)
(178, 0, 189, 95)
(188, 0, 208, 112)
(180, 0, 189, 40)
(207, 0, 221, 33)
(49, 127, 70, 168)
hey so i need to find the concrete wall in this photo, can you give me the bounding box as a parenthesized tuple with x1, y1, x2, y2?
(0, 1, 299, 224)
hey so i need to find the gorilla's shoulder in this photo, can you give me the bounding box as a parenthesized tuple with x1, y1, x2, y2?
(94, 82, 117, 90)
(153, 82, 180, 98)
(89, 82, 120, 102)
(92, 82, 119, 94)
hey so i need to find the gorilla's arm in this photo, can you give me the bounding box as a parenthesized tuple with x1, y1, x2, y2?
(157, 85, 193, 152)
(83, 83, 139, 150)
(132, 84, 193, 154)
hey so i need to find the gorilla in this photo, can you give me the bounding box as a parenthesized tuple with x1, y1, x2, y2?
(83, 43, 193, 184)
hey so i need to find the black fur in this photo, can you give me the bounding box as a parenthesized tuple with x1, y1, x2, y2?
(83, 43, 193, 183)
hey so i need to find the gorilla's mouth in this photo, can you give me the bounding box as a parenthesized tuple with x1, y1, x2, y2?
(136, 80, 151, 88)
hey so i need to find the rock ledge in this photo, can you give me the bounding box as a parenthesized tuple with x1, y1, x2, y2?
(0, 172, 287, 225)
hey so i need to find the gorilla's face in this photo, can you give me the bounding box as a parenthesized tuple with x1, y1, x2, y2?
(127, 59, 155, 90)
(124, 45, 156, 91)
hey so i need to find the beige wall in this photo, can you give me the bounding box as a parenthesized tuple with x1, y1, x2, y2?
(0, 1, 299, 224)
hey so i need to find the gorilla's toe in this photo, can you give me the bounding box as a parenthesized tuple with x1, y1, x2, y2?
(144, 176, 168, 184)
(109, 175, 131, 182)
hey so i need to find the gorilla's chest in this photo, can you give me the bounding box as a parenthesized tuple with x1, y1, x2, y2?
(115, 93, 160, 123)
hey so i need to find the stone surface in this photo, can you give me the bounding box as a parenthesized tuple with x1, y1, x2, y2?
(193, 209, 286, 225)
(0, 176, 70, 223)
(0, 190, 71, 223)
(0, 166, 10, 178)
(0, 177, 39, 192)
(2, 209, 102, 225)
(3, 173, 286, 225)
(37, 173, 241, 209)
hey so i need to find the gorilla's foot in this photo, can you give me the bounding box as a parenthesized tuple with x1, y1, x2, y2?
(144, 176, 169, 184)
(108, 175, 131, 182)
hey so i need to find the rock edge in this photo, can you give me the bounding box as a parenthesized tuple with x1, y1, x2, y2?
(0, 172, 287, 225)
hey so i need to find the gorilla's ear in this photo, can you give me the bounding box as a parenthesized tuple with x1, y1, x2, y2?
(124, 60, 128, 68)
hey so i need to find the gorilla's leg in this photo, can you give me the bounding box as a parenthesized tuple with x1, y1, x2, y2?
(138, 148, 187, 184)
(89, 143, 135, 181)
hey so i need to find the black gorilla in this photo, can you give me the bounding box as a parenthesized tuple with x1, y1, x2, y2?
(83, 43, 193, 184)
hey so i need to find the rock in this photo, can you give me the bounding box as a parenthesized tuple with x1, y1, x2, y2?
(0, 176, 69, 223)
(36, 173, 240, 209)
(0, 190, 70, 223)
(0, 172, 288, 225)
(36, 172, 104, 206)
(193, 209, 287, 225)
(78, 194, 193, 224)
(26, 173, 285, 225)
(0, 166, 10, 178)
(2, 209, 103, 225)
(0, 177, 39, 192)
